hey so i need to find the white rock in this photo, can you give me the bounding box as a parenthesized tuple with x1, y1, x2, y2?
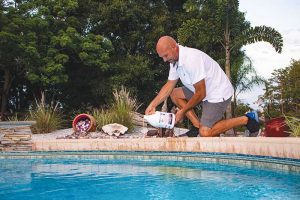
(102, 123, 128, 136)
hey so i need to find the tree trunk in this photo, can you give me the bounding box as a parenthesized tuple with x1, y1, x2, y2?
(224, 17, 234, 136)
(233, 90, 237, 117)
(225, 33, 232, 119)
(1, 69, 13, 120)
(280, 84, 284, 114)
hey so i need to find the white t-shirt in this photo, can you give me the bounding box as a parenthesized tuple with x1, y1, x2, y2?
(168, 45, 234, 103)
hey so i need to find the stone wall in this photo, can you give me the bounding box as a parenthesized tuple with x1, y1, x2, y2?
(0, 126, 32, 151)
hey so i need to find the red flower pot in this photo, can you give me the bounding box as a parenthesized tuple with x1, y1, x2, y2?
(72, 113, 96, 132)
(265, 117, 289, 137)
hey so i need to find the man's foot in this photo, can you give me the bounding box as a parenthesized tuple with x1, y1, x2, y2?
(246, 111, 260, 134)
(246, 111, 259, 122)
(184, 126, 199, 137)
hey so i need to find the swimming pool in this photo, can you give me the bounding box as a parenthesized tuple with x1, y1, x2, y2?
(1, 152, 299, 199)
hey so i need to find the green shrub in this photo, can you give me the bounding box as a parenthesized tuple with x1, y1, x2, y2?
(7, 113, 29, 121)
(285, 116, 300, 137)
(30, 93, 64, 134)
(92, 108, 113, 130)
(92, 86, 141, 131)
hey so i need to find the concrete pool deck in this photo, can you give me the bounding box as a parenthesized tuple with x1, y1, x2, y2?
(1, 125, 300, 160)
(31, 130, 300, 160)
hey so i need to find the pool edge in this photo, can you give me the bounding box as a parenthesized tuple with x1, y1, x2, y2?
(32, 137, 300, 159)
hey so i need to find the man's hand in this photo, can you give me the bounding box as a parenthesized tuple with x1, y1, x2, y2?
(144, 80, 178, 115)
(145, 105, 156, 115)
(175, 109, 185, 124)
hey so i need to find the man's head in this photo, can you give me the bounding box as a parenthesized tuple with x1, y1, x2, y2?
(156, 36, 179, 64)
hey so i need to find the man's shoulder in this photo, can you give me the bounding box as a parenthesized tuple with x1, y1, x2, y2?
(179, 45, 202, 53)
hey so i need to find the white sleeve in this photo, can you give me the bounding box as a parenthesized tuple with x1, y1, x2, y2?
(168, 64, 179, 80)
(189, 56, 206, 84)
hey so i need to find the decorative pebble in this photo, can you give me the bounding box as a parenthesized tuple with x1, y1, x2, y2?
(75, 118, 91, 133)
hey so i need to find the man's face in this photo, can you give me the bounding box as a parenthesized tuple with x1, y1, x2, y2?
(157, 46, 177, 64)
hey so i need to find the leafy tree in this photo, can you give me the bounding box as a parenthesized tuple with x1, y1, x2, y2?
(0, 0, 113, 118)
(233, 99, 251, 132)
(234, 99, 251, 116)
(0, 0, 29, 119)
(260, 59, 300, 118)
(287, 59, 300, 113)
(24, 0, 112, 87)
(1, 0, 289, 127)
(90, 0, 187, 109)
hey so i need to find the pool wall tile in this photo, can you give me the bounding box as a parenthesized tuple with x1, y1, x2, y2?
(31, 137, 300, 160)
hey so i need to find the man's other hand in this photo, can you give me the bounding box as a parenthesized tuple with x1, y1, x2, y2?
(175, 109, 185, 124)
(145, 106, 156, 115)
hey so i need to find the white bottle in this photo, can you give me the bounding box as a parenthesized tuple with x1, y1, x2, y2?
(144, 111, 175, 129)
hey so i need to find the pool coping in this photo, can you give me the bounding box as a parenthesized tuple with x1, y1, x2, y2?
(32, 137, 300, 160)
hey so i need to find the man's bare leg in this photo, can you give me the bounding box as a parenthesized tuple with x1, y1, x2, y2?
(170, 87, 201, 128)
(170, 87, 251, 137)
(200, 116, 248, 137)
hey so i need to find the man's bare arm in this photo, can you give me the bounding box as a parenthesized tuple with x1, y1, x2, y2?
(145, 79, 178, 114)
(181, 79, 206, 114)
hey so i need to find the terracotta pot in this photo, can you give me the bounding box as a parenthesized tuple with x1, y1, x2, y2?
(265, 117, 289, 137)
(72, 113, 96, 132)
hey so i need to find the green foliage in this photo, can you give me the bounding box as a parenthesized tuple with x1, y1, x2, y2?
(285, 116, 300, 137)
(110, 87, 140, 131)
(234, 100, 251, 117)
(92, 108, 114, 130)
(30, 93, 64, 134)
(7, 113, 29, 121)
(0, 0, 114, 117)
(233, 100, 251, 132)
(92, 87, 141, 131)
(241, 26, 283, 53)
(0, 0, 288, 124)
(112, 86, 141, 113)
(23, 5, 113, 87)
(180, 0, 282, 62)
(109, 55, 155, 105)
(260, 60, 300, 118)
(231, 56, 265, 95)
(179, 0, 249, 63)
(90, 0, 184, 108)
(231, 55, 265, 116)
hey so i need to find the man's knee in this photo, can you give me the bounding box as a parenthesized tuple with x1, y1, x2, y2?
(170, 88, 181, 103)
(199, 126, 213, 137)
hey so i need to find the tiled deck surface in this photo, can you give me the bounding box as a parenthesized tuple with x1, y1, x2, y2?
(32, 137, 300, 159)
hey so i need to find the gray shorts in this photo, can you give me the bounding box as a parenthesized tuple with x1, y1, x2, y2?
(182, 87, 231, 128)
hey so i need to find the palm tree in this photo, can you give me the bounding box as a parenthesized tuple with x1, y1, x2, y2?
(222, 0, 283, 120)
(231, 55, 265, 116)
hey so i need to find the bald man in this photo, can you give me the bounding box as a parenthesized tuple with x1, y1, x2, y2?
(145, 36, 260, 137)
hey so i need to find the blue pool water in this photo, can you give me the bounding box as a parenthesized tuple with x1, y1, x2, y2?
(0, 156, 300, 200)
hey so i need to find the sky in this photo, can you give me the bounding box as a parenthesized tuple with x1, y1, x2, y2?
(237, 0, 300, 110)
